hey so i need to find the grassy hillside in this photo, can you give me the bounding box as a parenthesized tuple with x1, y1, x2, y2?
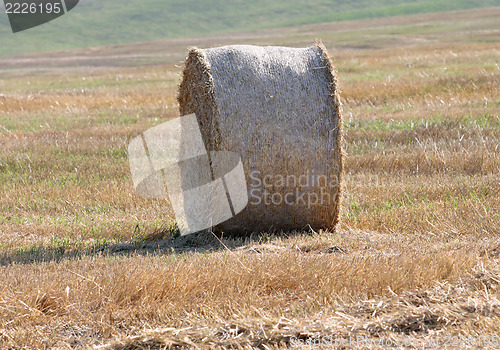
(1, 0, 499, 55)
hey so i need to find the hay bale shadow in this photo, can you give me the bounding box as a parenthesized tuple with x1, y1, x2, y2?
(0, 227, 311, 266)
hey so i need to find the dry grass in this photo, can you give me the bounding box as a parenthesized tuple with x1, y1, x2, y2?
(0, 8, 499, 349)
(95, 262, 500, 349)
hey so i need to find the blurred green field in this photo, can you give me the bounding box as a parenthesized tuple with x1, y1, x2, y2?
(1, 0, 500, 55)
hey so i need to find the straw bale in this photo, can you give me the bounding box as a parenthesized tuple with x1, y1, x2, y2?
(178, 43, 343, 234)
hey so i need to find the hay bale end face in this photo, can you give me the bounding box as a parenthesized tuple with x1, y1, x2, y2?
(178, 43, 343, 235)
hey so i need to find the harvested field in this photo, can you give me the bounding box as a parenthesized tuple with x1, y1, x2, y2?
(0, 7, 499, 349)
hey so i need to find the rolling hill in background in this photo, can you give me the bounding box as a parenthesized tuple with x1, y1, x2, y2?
(1, 0, 499, 56)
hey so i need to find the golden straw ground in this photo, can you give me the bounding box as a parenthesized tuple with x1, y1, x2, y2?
(0, 8, 498, 349)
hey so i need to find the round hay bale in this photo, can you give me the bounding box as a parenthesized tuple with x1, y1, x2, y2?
(178, 43, 343, 235)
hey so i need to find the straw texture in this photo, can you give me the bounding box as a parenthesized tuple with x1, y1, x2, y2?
(178, 43, 343, 234)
